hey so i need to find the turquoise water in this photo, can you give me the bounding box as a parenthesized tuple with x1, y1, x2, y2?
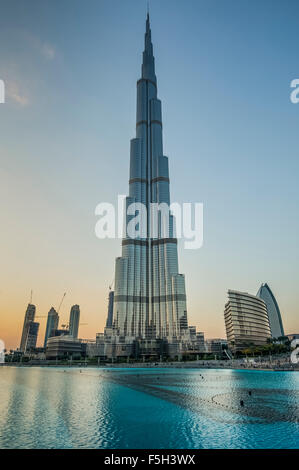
(0, 367, 298, 449)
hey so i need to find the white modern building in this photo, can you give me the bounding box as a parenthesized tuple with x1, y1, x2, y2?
(224, 290, 271, 352)
(46, 335, 82, 359)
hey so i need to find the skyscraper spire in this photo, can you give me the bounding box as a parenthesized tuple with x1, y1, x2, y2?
(142, 10, 156, 83)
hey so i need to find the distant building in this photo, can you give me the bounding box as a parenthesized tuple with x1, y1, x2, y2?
(30, 347, 45, 360)
(286, 333, 299, 342)
(196, 332, 205, 352)
(46, 336, 82, 359)
(106, 291, 114, 328)
(44, 307, 59, 348)
(205, 338, 227, 356)
(224, 290, 271, 352)
(24, 321, 39, 352)
(52, 329, 69, 337)
(69, 305, 80, 338)
(185, 326, 197, 346)
(256, 283, 284, 338)
(20, 304, 36, 352)
(82, 337, 105, 358)
(136, 339, 165, 358)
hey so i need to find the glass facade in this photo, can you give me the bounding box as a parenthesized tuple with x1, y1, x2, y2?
(112, 15, 188, 342)
(25, 321, 39, 351)
(256, 283, 284, 339)
(19, 304, 36, 352)
(69, 305, 80, 339)
(44, 307, 59, 348)
(106, 291, 114, 328)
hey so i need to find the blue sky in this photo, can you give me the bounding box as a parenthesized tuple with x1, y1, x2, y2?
(0, 0, 298, 348)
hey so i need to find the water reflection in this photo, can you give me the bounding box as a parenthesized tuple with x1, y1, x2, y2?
(0, 367, 298, 449)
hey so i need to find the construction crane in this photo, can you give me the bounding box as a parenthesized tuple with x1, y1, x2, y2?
(57, 292, 66, 313)
(109, 277, 114, 291)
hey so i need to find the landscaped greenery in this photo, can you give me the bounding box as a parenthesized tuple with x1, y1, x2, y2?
(239, 337, 291, 357)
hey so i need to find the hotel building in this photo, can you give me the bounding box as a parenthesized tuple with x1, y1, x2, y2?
(224, 290, 271, 352)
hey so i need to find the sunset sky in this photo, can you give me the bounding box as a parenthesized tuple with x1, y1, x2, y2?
(0, 0, 298, 350)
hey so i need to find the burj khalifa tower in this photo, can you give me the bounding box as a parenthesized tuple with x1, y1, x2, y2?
(109, 14, 189, 350)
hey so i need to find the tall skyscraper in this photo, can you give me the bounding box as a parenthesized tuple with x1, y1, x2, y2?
(256, 283, 284, 338)
(69, 305, 80, 339)
(20, 304, 36, 352)
(224, 290, 271, 351)
(24, 321, 39, 352)
(44, 307, 59, 348)
(106, 291, 114, 328)
(111, 14, 188, 348)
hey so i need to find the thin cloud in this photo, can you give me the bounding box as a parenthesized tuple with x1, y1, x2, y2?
(28, 35, 56, 61)
(6, 81, 29, 106)
(0, 30, 56, 107)
(40, 42, 56, 60)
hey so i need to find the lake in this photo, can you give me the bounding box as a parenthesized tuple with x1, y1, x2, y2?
(0, 367, 298, 449)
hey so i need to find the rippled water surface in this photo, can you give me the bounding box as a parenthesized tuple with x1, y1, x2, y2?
(0, 367, 298, 449)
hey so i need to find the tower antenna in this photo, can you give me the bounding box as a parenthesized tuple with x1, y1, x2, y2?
(29, 289, 33, 304)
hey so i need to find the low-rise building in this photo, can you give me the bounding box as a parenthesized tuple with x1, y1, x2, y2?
(205, 338, 227, 356)
(46, 335, 82, 359)
(81, 338, 105, 358)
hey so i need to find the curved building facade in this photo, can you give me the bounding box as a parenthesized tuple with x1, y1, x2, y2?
(256, 283, 284, 338)
(224, 290, 271, 351)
